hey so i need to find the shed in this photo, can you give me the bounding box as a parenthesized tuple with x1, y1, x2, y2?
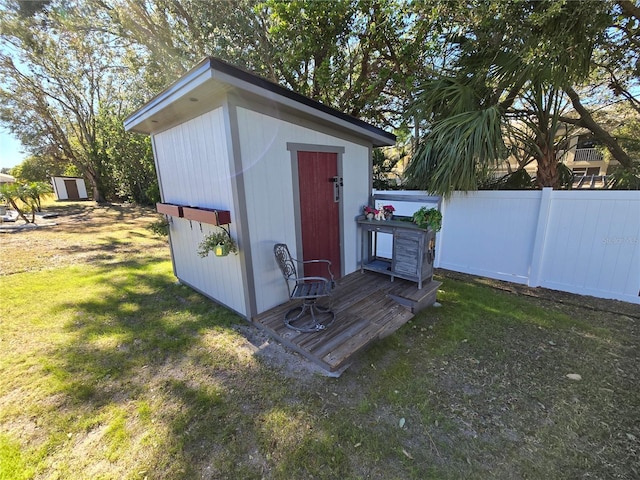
(125, 57, 395, 320)
(51, 176, 89, 200)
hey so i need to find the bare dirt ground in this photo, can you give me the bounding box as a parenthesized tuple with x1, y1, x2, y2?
(1, 202, 167, 276)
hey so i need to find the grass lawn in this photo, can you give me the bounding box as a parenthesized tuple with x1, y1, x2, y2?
(1, 201, 638, 479)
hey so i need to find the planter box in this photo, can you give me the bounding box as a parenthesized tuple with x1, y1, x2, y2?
(182, 206, 231, 225)
(156, 202, 183, 217)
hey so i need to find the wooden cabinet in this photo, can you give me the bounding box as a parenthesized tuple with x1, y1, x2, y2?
(357, 217, 435, 289)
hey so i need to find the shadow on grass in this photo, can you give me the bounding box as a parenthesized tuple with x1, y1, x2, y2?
(48, 258, 235, 401)
(42, 257, 347, 478)
(20, 258, 639, 479)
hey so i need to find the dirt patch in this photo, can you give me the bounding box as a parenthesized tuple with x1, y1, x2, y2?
(1, 202, 168, 276)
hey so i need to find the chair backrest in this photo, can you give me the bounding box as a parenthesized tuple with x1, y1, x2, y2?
(274, 243, 297, 283)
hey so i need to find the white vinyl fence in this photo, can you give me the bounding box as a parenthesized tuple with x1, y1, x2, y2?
(376, 189, 640, 305)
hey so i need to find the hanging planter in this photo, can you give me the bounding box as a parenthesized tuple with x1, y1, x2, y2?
(197, 229, 238, 258)
(156, 202, 184, 217)
(182, 206, 231, 225)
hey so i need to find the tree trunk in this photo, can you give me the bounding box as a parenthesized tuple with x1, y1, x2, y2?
(7, 198, 32, 223)
(91, 182, 107, 204)
(82, 167, 107, 204)
(535, 145, 559, 188)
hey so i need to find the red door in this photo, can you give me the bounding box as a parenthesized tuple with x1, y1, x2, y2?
(297, 151, 341, 279)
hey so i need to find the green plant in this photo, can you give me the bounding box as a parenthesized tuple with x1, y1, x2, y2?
(412, 206, 442, 232)
(198, 230, 238, 257)
(608, 162, 640, 190)
(147, 217, 170, 236)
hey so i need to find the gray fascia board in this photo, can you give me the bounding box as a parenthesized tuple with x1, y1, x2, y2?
(124, 60, 213, 132)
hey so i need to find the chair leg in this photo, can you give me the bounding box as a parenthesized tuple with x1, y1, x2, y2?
(284, 299, 336, 333)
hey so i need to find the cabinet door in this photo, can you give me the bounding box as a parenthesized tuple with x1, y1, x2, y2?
(393, 231, 422, 276)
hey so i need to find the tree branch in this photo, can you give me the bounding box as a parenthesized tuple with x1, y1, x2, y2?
(617, 0, 640, 21)
(565, 87, 634, 168)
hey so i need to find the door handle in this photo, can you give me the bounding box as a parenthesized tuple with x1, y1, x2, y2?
(330, 176, 342, 202)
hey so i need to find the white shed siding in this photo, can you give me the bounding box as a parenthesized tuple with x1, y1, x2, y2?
(153, 108, 247, 316)
(51, 177, 88, 200)
(236, 107, 370, 314)
(154, 108, 233, 207)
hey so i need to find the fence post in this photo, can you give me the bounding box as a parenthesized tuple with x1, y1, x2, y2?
(528, 187, 553, 287)
(433, 194, 451, 269)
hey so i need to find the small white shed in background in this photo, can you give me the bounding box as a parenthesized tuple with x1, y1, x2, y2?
(51, 176, 89, 201)
(125, 57, 395, 320)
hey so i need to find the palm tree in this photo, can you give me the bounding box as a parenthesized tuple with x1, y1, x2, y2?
(0, 183, 32, 223)
(405, 0, 635, 196)
(25, 182, 53, 213)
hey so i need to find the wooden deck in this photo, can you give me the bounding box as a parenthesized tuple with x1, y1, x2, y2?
(252, 271, 441, 374)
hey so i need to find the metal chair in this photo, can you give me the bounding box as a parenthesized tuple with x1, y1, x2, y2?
(273, 243, 336, 332)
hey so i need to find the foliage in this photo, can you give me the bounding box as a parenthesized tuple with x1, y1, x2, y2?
(95, 108, 158, 205)
(556, 162, 575, 189)
(198, 229, 238, 257)
(0, 183, 31, 223)
(606, 108, 640, 163)
(608, 162, 640, 190)
(372, 148, 401, 190)
(480, 169, 534, 191)
(146, 217, 170, 237)
(405, 105, 506, 195)
(105, 0, 435, 131)
(0, 1, 154, 203)
(412, 206, 442, 232)
(406, 0, 639, 195)
(10, 155, 69, 183)
(0, 181, 51, 222)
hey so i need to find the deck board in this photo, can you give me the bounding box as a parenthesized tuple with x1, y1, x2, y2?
(252, 271, 440, 373)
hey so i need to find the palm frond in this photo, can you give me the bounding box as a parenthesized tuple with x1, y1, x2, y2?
(405, 106, 506, 197)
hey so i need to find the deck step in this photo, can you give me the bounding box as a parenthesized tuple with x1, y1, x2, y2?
(386, 279, 441, 313)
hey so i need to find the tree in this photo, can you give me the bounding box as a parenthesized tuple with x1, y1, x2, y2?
(96, 107, 158, 204)
(406, 0, 639, 195)
(10, 155, 70, 183)
(102, 0, 433, 131)
(372, 148, 402, 190)
(0, 0, 150, 203)
(0, 183, 32, 223)
(0, 181, 51, 222)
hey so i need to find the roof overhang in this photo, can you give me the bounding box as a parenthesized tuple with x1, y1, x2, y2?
(124, 57, 396, 147)
(0, 173, 16, 183)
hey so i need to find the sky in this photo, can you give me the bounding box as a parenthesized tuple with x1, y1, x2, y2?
(0, 128, 26, 171)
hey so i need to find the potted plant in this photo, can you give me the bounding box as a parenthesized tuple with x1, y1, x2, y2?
(363, 205, 378, 220)
(198, 230, 238, 257)
(382, 204, 395, 220)
(412, 207, 442, 232)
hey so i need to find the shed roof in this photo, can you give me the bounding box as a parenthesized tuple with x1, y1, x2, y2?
(124, 57, 396, 147)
